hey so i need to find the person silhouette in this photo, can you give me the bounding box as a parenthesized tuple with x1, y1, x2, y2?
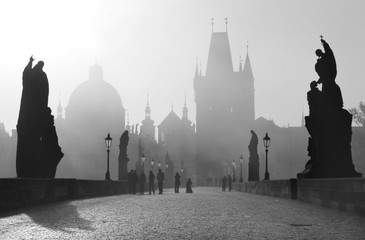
(174, 172, 181, 193)
(148, 170, 155, 195)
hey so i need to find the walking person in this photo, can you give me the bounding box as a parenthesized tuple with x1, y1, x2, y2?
(228, 175, 233, 192)
(186, 178, 193, 193)
(174, 172, 181, 193)
(139, 171, 146, 195)
(148, 170, 155, 195)
(156, 169, 165, 194)
(222, 176, 227, 192)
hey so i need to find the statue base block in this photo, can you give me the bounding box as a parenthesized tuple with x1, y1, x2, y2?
(298, 109, 362, 179)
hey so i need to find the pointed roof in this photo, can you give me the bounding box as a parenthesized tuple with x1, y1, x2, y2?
(243, 52, 254, 81)
(158, 110, 181, 128)
(206, 32, 233, 77)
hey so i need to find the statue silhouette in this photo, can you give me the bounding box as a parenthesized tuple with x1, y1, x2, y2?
(118, 130, 129, 180)
(315, 39, 343, 111)
(298, 39, 361, 179)
(248, 130, 259, 181)
(16, 56, 63, 178)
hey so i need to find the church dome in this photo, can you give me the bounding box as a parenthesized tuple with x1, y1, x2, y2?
(65, 64, 125, 136)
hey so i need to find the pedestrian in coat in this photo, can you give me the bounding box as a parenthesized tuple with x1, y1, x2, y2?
(174, 172, 181, 193)
(156, 169, 165, 194)
(139, 171, 146, 195)
(228, 175, 232, 192)
(186, 178, 193, 193)
(148, 170, 155, 195)
(222, 176, 227, 192)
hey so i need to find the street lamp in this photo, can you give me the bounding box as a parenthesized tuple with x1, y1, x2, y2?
(104, 133, 112, 181)
(158, 160, 161, 169)
(263, 132, 271, 180)
(141, 153, 146, 171)
(151, 158, 155, 170)
(232, 160, 236, 182)
(239, 155, 244, 183)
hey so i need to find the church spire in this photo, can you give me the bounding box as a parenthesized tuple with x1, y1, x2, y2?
(182, 91, 188, 120)
(145, 92, 151, 119)
(243, 47, 254, 81)
(239, 54, 243, 72)
(126, 112, 131, 132)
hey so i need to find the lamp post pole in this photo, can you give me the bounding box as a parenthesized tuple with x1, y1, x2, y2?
(263, 133, 271, 181)
(151, 158, 154, 171)
(105, 133, 112, 181)
(239, 155, 243, 183)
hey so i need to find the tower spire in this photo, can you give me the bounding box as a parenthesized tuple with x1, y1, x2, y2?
(239, 54, 243, 72)
(145, 91, 151, 119)
(182, 91, 188, 120)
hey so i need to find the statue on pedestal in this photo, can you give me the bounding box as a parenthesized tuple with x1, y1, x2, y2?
(16, 56, 63, 178)
(118, 130, 129, 180)
(248, 130, 260, 181)
(298, 38, 362, 179)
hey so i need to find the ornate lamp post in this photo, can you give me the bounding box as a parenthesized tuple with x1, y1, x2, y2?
(263, 133, 271, 180)
(232, 160, 236, 182)
(151, 158, 155, 171)
(105, 133, 112, 181)
(141, 153, 146, 172)
(239, 155, 244, 183)
(158, 160, 161, 169)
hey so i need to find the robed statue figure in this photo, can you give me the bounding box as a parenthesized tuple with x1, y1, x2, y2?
(16, 56, 63, 178)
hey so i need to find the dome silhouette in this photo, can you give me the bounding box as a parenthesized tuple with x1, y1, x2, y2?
(65, 63, 125, 136)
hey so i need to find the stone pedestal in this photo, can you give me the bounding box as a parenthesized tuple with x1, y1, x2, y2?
(298, 109, 362, 179)
(248, 155, 260, 181)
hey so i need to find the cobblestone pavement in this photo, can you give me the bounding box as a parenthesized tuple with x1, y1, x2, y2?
(0, 187, 364, 240)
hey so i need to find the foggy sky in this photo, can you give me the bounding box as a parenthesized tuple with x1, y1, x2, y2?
(1, 0, 365, 132)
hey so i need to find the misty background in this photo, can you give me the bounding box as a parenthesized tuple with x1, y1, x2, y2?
(1, 0, 365, 133)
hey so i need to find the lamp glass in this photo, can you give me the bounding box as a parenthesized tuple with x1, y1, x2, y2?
(105, 133, 112, 148)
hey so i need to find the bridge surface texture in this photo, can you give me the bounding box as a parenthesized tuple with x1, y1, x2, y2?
(0, 187, 364, 239)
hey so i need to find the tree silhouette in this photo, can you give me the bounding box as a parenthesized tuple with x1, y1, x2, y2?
(349, 101, 365, 127)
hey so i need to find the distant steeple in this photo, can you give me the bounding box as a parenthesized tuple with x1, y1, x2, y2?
(239, 54, 243, 72)
(126, 112, 131, 132)
(145, 92, 151, 119)
(243, 50, 254, 81)
(57, 95, 63, 119)
(182, 91, 188, 120)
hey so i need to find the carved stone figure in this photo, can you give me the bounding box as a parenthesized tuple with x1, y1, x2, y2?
(118, 130, 129, 180)
(16, 56, 63, 178)
(248, 130, 260, 181)
(298, 39, 361, 179)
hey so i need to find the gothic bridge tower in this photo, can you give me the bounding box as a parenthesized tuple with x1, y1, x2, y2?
(194, 24, 255, 178)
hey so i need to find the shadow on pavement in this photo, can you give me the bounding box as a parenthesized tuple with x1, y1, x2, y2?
(7, 201, 95, 233)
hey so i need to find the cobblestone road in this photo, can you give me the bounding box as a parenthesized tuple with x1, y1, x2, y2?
(0, 187, 364, 239)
